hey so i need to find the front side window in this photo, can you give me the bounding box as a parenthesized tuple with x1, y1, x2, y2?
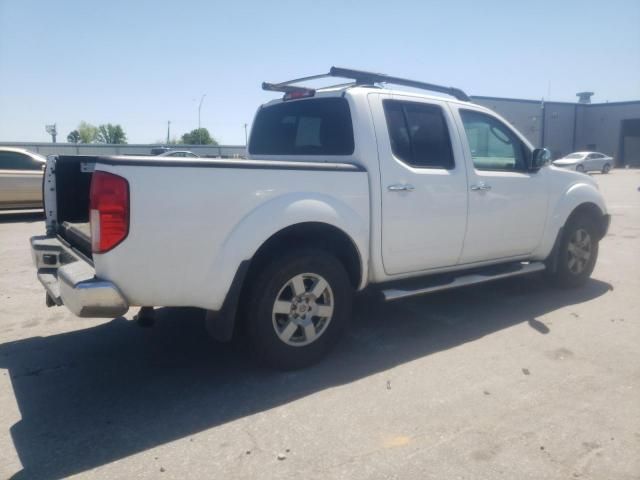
(383, 100, 454, 169)
(249, 97, 354, 155)
(460, 110, 530, 171)
(0, 151, 43, 170)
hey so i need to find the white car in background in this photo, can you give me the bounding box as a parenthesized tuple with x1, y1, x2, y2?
(553, 151, 613, 174)
(158, 150, 200, 158)
(0, 147, 46, 209)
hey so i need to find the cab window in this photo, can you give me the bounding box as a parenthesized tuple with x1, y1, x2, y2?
(460, 110, 530, 171)
(249, 97, 354, 155)
(383, 100, 454, 169)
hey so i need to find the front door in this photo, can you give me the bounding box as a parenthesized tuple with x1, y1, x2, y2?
(370, 94, 468, 275)
(453, 107, 549, 264)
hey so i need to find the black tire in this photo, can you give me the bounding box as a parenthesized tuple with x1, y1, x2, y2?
(245, 248, 353, 370)
(602, 163, 611, 174)
(576, 164, 585, 173)
(547, 215, 599, 288)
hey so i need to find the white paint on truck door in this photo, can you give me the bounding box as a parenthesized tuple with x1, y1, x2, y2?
(454, 107, 549, 264)
(369, 93, 468, 275)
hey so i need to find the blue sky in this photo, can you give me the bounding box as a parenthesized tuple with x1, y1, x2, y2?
(1, 0, 639, 144)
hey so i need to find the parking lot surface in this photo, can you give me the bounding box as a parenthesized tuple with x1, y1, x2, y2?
(0, 171, 639, 479)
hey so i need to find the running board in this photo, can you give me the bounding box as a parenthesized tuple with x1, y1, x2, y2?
(382, 262, 546, 301)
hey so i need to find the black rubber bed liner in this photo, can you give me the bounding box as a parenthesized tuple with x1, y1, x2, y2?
(60, 221, 91, 257)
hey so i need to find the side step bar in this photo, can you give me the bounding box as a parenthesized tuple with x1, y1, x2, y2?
(382, 262, 546, 301)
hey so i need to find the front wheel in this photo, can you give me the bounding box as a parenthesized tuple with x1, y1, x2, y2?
(576, 164, 585, 173)
(547, 215, 599, 288)
(245, 248, 353, 370)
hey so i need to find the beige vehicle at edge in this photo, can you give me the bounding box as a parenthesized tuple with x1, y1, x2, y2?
(0, 147, 45, 209)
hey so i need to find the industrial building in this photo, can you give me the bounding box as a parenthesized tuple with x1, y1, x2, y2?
(472, 94, 640, 166)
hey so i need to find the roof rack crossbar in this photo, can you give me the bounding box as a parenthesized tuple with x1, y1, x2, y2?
(329, 67, 470, 101)
(262, 66, 470, 101)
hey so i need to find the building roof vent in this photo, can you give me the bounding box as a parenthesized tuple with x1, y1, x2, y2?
(576, 92, 594, 104)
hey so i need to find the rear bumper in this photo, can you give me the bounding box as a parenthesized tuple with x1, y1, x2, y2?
(31, 235, 129, 318)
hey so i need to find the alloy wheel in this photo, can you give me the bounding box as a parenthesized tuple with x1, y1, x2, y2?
(567, 228, 592, 275)
(271, 273, 334, 347)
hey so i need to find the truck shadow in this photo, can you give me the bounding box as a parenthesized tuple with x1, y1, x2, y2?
(0, 275, 611, 479)
(0, 211, 44, 224)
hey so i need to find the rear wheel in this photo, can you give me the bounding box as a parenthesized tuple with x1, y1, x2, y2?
(602, 163, 611, 174)
(548, 215, 599, 288)
(245, 248, 353, 370)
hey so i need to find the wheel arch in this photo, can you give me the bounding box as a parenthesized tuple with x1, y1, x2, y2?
(204, 193, 369, 342)
(544, 200, 609, 274)
(206, 221, 365, 342)
(244, 221, 364, 292)
(565, 201, 608, 239)
(533, 180, 608, 262)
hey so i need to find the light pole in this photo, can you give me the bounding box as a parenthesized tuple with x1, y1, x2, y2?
(45, 123, 57, 143)
(198, 94, 206, 144)
(166, 120, 171, 145)
(244, 123, 248, 146)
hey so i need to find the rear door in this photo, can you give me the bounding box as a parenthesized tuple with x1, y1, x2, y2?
(0, 151, 44, 208)
(453, 107, 549, 264)
(369, 93, 468, 275)
(592, 153, 606, 170)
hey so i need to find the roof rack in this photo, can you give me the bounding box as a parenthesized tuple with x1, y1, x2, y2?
(262, 66, 470, 102)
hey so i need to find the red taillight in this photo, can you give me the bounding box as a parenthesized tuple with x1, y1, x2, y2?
(89, 171, 129, 253)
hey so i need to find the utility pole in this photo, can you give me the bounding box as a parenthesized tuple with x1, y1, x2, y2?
(540, 98, 546, 148)
(244, 123, 248, 146)
(198, 94, 206, 144)
(166, 120, 171, 145)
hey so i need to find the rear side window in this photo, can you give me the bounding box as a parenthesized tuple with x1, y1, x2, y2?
(0, 151, 43, 170)
(250, 97, 354, 155)
(383, 100, 454, 169)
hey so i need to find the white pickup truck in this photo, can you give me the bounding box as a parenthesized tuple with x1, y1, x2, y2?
(31, 67, 609, 369)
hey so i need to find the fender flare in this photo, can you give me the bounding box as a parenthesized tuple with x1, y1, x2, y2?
(204, 193, 369, 341)
(537, 181, 609, 267)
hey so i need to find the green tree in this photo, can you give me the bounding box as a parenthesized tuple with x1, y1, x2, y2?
(181, 128, 218, 145)
(97, 124, 127, 144)
(77, 121, 99, 143)
(67, 130, 80, 143)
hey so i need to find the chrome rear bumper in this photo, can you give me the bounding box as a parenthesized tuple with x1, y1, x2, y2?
(31, 235, 129, 318)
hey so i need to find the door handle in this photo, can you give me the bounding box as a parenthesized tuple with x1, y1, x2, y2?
(387, 184, 415, 192)
(470, 182, 492, 191)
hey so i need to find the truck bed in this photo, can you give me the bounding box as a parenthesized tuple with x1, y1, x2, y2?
(46, 154, 370, 311)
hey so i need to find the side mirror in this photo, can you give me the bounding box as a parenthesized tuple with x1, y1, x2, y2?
(531, 148, 551, 170)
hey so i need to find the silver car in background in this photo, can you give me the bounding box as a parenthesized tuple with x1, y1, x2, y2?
(553, 151, 614, 174)
(0, 147, 46, 209)
(158, 150, 200, 158)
